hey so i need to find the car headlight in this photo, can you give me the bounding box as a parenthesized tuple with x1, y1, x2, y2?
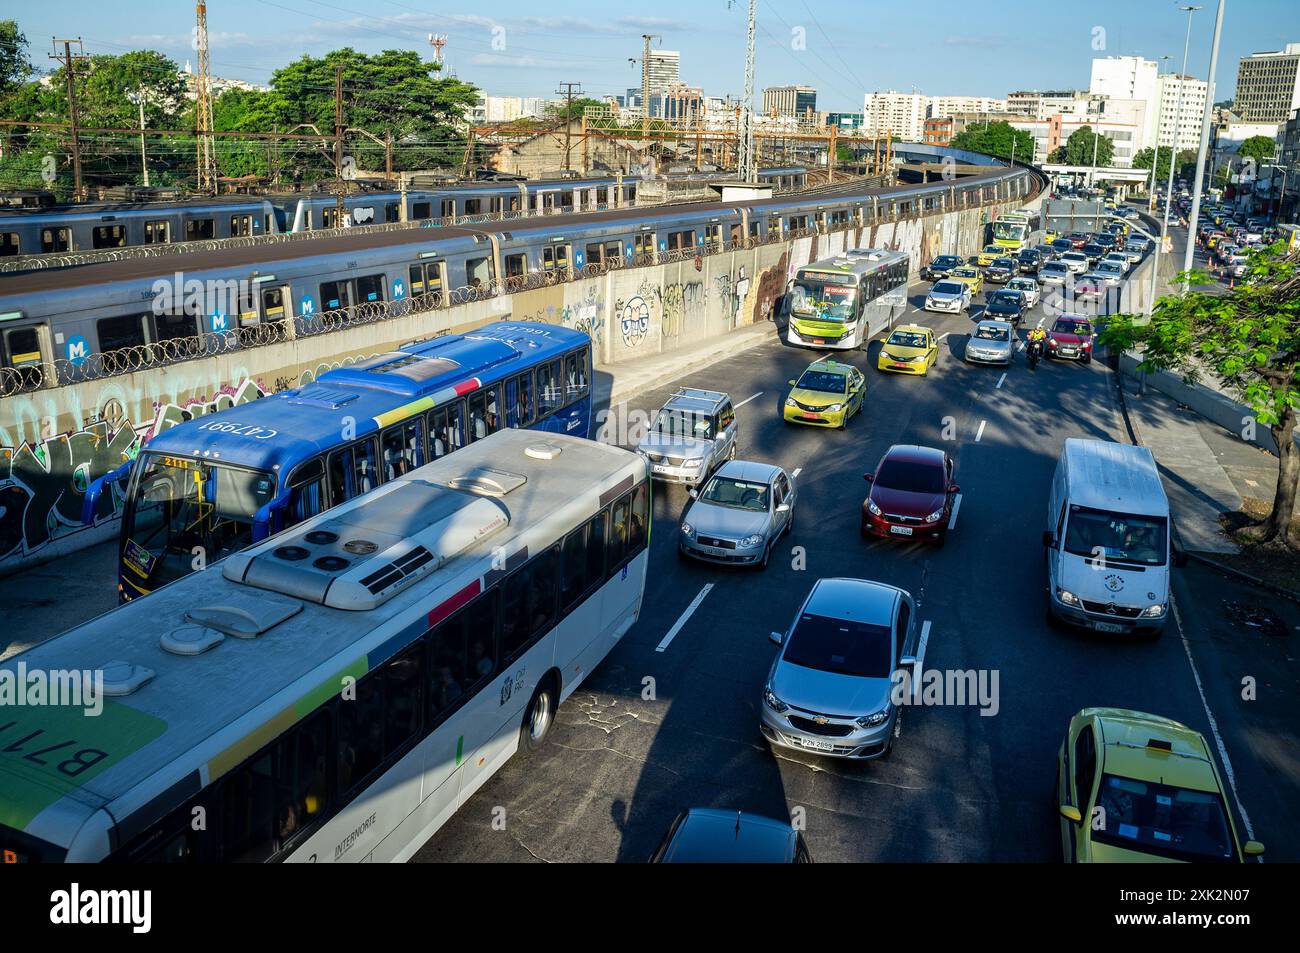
(1140, 604, 1166, 618)
(785, 396, 797, 407)
(868, 499, 882, 516)
(924, 508, 945, 523)
(740, 534, 765, 548)
(763, 686, 788, 714)
(855, 710, 889, 729)
(825, 403, 843, 412)
(1056, 588, 1081, 607)
(680, 522, 694, 537)
(683, 457, 703, 468)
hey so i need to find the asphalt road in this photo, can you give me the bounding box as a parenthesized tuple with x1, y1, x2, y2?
(414, 268, 1299, 863)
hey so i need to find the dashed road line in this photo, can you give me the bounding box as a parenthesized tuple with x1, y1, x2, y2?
(911, 620, 933, 701)
(975, 420, 987, 442)
(995, 372, 1007, 389)
(734, 391, 764, 409)
(656, 583, 714, 653)
(792, 467, 802, 478)
(947, 494, 963, 529)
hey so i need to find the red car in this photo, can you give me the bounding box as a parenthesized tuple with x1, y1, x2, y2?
(1065, 233, 1089, 249)
(860, 444, 959, 546)
(1045, 315, 1095, 363)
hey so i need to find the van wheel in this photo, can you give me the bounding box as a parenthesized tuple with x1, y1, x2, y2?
(728, 443, 737, 461)
(519, 680, 556, 755)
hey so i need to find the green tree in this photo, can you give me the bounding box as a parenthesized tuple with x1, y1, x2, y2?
(1047, 126, 1114, 167)
(545, 97, 603, 123)
(1237, 135, 1277, 171)
(1101, 248, 1300, 546)
(1133, 146, 1177, 181)
(0, 20, 30, 95)
(950, 121, 1035, 164)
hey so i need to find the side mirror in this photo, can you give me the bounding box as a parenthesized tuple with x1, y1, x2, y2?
(776, 502, 791, 513)
(1244, 840, 1266, 857)
(688, 488, 698, 499)
(1042, 531, 1056, 548)
(788, 379, 797, 387)
(948, 484, 960, 494)
(1059, 804, 1083, 824)
(864, 472, 874, 483)
(769, 631, 784, 646)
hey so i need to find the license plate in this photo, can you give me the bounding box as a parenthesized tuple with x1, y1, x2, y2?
(892, 363, 909, 369)
(890, 525, 914, 536)
(653, 464, 672, 474)
(1094, 622, 1125, 633)
(813, 339, 825, 345)
(800, 413, 821, 421)
(797, 737, 835, 751)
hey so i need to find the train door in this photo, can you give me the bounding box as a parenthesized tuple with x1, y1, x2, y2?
(634, 231, 655, 262)
(230, 214, 254, 237)
(143, 220, 171, 244)
(440, 198, 456, 219)
(0, 322, 47, 389)
(40, 226, 73, 253)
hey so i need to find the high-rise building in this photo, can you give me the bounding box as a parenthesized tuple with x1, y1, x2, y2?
(1005, 90, 1085, 120)
(861, 91, 927, 140)
(1155, 74, 1208, 153)
(646, 50, 680, 97)
(762, 85, 817, 119)
(1090, 56, 1159, 149)
(926, 96, 1006, 119)
(1234, 44, 1300, 123)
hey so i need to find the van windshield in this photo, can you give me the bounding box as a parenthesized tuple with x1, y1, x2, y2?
(1063, 506, 1167, 566)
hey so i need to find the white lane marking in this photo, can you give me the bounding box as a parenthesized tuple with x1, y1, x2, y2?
(975, 420, 987, 442)
(995, 372, 1007, 389)
(947, 493, 963, 529)
(656, 583, 714, 652)
(792, 467, 802, 478)
(1171, 600, 1256, 844)
(938, 332, 951, 342)
(911, 620, 933, 701)
(734, 391, 763, 409)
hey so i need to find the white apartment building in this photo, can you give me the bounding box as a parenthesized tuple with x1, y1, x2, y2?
(1006, 90, 1081, 119)
(1154, 74, 1208, 152)
(1090, 56, 1159, 148)
(647, 50, 680, 96)
(926, 95, 1006, 119)
(861, 90, 927, 140)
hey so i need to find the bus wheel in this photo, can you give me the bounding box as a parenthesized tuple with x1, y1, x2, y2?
(520, 680, 556, 754)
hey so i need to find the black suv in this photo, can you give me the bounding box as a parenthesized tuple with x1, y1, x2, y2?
(924, 255, 965, 281)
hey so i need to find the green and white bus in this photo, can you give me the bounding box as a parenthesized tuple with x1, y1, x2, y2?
(0, 429, 649, 863)
(991, 207, 1043, 252)
(784, 248, 910, 350)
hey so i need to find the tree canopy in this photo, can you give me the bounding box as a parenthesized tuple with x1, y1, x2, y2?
(950, 122, 1035, 164)
(1047, 126, 1115, 167)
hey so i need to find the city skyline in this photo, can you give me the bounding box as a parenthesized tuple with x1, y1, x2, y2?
(7, 0, 1298, 111)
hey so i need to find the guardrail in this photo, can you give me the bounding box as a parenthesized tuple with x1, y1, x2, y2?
(0, 168, 1043, 397)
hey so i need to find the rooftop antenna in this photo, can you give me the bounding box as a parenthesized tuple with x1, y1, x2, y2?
(195, 1, 217, 193)
(429, 33, 447, 71)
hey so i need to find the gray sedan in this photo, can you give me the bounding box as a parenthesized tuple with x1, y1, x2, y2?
(678, 460, 796, 569)
(964, 320, 1015, 366)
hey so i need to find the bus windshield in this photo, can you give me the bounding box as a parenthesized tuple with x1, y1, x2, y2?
(122, 453, 277, 586)
(993, 220, 1028, 242)
(789, 278, 857, 322)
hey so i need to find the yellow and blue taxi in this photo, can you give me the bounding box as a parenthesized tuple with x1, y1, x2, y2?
(976, 244, 1004, 267)
(783, 358, 865, 428)
(948, 266, 984, 295)
(1056, 708, 1264, 863)
(876, 324, 939, 376)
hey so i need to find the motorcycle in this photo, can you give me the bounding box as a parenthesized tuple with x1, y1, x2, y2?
(1027, 338, 1044, 369)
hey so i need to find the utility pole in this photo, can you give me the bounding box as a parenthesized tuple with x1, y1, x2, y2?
(195, 1, 217, 193)
(556, 82, 583, 172)
(739, 0, 757, 182)
(1184, 0, 1225, 291)
(334, 63, 345, 226)
(1151, 6, 1200, 314)
(49, 38, 88, 201)
(136, 85, 150, 188)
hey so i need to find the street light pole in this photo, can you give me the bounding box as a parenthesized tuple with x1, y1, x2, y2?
(1154, 5, 1201, 308)
(1183, 0, 1226, 292)
(1149, 55, 1172, 211)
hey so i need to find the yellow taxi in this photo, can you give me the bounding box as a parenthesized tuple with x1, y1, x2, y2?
(949, 266, 984, 295)
(783, 358, 865, 429)
(1056, 708, 1264, 863)
(976, 244, 1004, 267)
(876, 324, 940, 376)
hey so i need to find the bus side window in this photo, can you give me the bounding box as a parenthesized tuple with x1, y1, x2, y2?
(467, 386, 500, 442)
(515, 373, 535, 426)
(560, 523, 588, 612)
(429, 592, 499, 724)
(500, 546, 560, 662)
(564, 349, 589, 404)
(537, 359, 562, 416)
(607, 496, 630, 574)
(382, 418, 425, 481)
(328, 446, 354, 507)
(336, 668, 384, 795)
(427, 402, 463, 459)
(628, 482, 648, 553)
(354, 437, 379, 491)
(275, 710, 329, 851)
(285, 458, 327, 528)
(383, 646, 423, 756)
(584, 512, 607, 591)
(220, 749, 277, 863)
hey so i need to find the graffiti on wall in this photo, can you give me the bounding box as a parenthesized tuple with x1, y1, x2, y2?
(618, 296, 652, 348)
(660, 281, 706, 339)
(517, 282, 606, 350)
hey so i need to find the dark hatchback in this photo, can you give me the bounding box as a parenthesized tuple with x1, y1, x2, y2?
(984, 257, 1017, 283)
(650, 809, 812, 863)
(1016, 248, 1042, 273)
(1081, 242, 1105, 264)
(924, 254, 965, 280)
(984, 289, 1026, 324)
(861, 444, 959, 546)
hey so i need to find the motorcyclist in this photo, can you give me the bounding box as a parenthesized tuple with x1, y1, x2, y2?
(1026, 325, 1047, 363)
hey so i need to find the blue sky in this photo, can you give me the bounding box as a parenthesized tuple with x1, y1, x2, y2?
(10, 0, 1299, 110)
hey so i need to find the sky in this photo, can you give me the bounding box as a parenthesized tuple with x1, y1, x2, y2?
(8, 0, 1300, 110)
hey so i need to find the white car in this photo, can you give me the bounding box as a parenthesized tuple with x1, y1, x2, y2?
(1006, 276, 1040, 308)
(1100, 253, 1131, 274)
(925, 279, 971, 313)
(1039, 261, 1072, 287)
(1059, 252, 1089, 275)
(1092, 261, 1126, 287)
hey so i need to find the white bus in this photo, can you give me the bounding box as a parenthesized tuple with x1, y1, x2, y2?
(784, 248, 909, 350)
(0, 430, 649, 863)
(991, 206, 1043, 252)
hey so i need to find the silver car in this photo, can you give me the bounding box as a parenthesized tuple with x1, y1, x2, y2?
(1039, 261, 1071, 287)
(1092, 261, 1125, 287)
(924, 279, 970, 313)
(678, 460, 796, 569)
(760, 578, 918, 760)
(637, 388, 738, 487)
(965, 319, 1014, 366)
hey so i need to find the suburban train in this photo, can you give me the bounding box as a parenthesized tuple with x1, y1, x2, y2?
(0, 161, 1042, 390)
(0, 168, 809, 259)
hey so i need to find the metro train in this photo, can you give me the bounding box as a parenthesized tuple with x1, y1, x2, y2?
(0, 162, 1042, 389)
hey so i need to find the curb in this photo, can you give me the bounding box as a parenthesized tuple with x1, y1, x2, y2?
(603, 324, 778, 407)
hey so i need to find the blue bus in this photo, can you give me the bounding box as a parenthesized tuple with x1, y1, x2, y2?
(83, 322, 594, 602)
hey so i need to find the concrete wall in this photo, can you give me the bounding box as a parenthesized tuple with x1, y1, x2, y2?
(0, 194, 1023, 575)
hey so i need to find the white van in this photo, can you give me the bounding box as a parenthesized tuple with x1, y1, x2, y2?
(1044, 439, 1181, 637)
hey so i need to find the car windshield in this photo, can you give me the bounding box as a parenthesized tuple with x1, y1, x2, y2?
(789, 278, 857, 322)
(782, 613, 893, 678)
(1063, 505, 1167, 566)
(1009, 280, 1034, 291)
(1093, 774, 1235, 862)
(1053, 318, 1092, 335)
(975, 324, 1010, 340)
(1053, 240, 1073, 250)
(953, 268, 977, 278)
(932, 281, 964, 295)
(935, 256, 961, 267)
(1043, 263, 1067, 273)
(653, 408, 715, 439)
(875, 457, 946, 493)
(123, 452, 277, 586)
(699, 476, 770, 511)
(1099, 263, 1122, 272)
(887, 330, 928, 348)
(796, 369, 847, 394)
(992, 259, 1015, 268)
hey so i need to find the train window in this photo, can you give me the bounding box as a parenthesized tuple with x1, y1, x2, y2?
(321, 207, 340, 229)
(468, 384, 501, 442)
(537, 359, 563, 416)
(261, 286, 288, 323)
(411, 202, 431, 220)
(40, 227, 71, 253)
(1, 326, 44, 389)
(97, 314, 148, 352)
(427, 401, 464, 459)
(320, 280, 351, 311)
(92, 225, 126, 249)
(465, 257, 492, 290)
(153, 312, 199, 343)
(230, 215, 253, 237)
(382, 417, 425, 480)
(285, 458, 326, 529)
(0, 231, 18, 256)
(465, 199, 482, 215)
(489, 196, 503, 214)
(185, 218, 215, 241)
(748, 221, 761, 239)
(504, 253, 527, 278)
(408, 264, 426, 295)
(356, 274, 385, 304)
(584, 242, 604, 265)
(384, 203, 399, 223)
(634, 232, 655, 259)
(704, 224, 722, 250)
(506, 372, 535, 427)
(440, 199, 455, 218)
(542, 244, 570, 273)
(144, 220, 170, 244)
(598, 187, 610, 206)
(564, 349, 589, 403)
(667, 230, 694, 251)
(603, 241, 621, 266)
(767, 215, 781, 235)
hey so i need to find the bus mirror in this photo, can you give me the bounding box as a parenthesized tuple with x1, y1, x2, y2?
(81, 460, 134, 526)
(251, 490, 293, 544)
